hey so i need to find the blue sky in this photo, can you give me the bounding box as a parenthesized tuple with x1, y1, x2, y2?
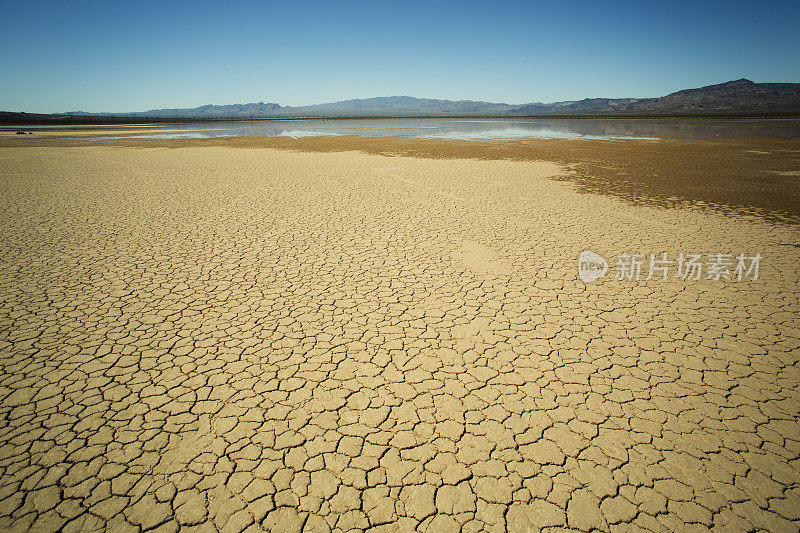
(1, 0, 798, 113)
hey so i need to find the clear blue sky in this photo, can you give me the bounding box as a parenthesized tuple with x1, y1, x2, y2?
(1, 0, 798, 113)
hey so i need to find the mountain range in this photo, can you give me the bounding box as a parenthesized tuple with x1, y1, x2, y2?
(3, 79, 800, 123)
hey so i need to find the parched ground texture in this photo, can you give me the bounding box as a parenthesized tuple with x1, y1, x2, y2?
(0, 145, 799, 532)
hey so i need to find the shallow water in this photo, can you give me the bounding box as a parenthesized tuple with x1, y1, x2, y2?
(7, 117, 800, 141)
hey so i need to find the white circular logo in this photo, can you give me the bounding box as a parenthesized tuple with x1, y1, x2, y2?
(578, 250, 608, 283)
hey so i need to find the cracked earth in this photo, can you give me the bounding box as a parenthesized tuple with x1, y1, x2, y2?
(1, 145, 799, 532)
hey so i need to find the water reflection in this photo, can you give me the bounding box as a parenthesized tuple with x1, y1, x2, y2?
(278, 131, 340, 139)
(419, 127, 656, 141)
(10, 118, 800, 141)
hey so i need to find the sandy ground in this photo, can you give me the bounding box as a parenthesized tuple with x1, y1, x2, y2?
(0, 143, 799, 532)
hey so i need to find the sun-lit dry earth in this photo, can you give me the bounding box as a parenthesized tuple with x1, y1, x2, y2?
(1, 144, 799, 532)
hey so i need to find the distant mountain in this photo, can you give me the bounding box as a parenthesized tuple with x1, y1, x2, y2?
(3, 79, 799, 124)
(620, 79, 800, 113)
(506, 80, 800, 115)
(507, 98, 643, 115)
(70, 96, 517, 118)
(291, 96, 520, 116)
(128, 79, 800, 117)
(72, 101, 285, 119)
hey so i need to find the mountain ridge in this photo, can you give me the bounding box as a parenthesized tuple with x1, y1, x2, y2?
(4, 79, 800, 122)
(76, 79, 800, 117)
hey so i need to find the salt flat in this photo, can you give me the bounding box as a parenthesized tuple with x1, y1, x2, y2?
(0, 145, 798, 531)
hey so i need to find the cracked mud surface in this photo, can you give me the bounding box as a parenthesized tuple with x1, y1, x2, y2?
(1, 145, 799, 532)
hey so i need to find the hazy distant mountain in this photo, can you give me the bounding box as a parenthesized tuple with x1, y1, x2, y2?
(106, 102, 285, 118)
(292, 96, 517, 116)
(71, 96, 517, 118)
(507, 98, 643, 115)
(3, 79, 798, 124)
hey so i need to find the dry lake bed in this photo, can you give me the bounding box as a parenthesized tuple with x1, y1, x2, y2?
(0, 133, 799, 532)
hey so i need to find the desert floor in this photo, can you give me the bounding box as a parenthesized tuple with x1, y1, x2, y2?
(0, 140, 799, 532)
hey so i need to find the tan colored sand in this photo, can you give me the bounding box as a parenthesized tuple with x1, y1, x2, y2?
(0, 145, 799, 531)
